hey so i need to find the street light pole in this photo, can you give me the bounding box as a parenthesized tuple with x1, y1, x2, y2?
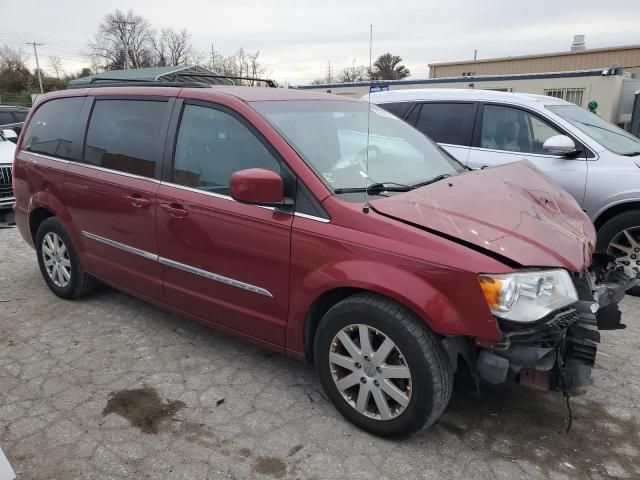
(26, 42, 44, 94)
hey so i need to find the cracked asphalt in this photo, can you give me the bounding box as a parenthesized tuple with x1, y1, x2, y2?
(1, 227, 639, 479)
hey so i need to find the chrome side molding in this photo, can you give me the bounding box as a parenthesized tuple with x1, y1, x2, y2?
(81, 230, 273, 298)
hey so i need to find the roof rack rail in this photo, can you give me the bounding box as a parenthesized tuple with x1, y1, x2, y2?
(67, 80, 210, 90)
(175, 72, 277, 88)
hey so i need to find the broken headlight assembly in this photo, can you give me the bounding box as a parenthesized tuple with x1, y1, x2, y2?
(478, 269, 578, 323)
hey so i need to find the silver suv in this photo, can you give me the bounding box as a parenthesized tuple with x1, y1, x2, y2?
(370, 88, 640, 289)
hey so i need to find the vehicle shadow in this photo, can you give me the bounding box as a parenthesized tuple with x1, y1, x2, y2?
(430, 381, 640, 478)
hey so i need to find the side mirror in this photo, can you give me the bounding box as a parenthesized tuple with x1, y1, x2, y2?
(1, 129, 18, 144)
(230, 168, 292, 207)
(543, 135, 577, 155)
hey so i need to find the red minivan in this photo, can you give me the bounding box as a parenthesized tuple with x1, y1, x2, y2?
(12, 85, 636, 437)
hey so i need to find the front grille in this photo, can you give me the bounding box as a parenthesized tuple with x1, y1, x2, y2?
(497, 307, 579, 347)
(0, 166, 13, 199)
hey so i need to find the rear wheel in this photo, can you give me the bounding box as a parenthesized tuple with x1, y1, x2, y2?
(36, 217, 97, 299)
(314, 293, 452, 438)
(597, 210, 640, 297)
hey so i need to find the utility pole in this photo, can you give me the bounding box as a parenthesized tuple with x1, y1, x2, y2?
(26, 42, 44, 94)
(210, 43, 215, 71)
(474, 49, 478, 61)
(327, 60, 332, 83)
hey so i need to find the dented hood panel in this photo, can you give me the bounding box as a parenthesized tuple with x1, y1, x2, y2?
(371, 161, 596, 271)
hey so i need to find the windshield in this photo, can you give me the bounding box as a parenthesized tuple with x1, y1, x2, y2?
(252, 100, 464, 194)
(547, 105, 640, 155)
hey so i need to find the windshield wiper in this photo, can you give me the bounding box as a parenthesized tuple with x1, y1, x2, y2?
(622, 151, 640, 157)
(334, 182, 413, 195)
(411, 173, 452, 189)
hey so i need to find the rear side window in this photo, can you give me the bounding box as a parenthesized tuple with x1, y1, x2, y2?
(172, 104, 280, 195)
(415, 102, 476, 146)
(84, 100, 167, 178)
(378, 102, 413, 119)
(22, 97, 84, 160)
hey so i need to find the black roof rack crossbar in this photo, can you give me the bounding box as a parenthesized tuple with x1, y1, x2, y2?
(67, 80, 210, 89)
(166, 72, 277, 88)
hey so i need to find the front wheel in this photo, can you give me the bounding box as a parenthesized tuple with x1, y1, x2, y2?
(314, 293, 453, 438)
(597, 210, 640, 297)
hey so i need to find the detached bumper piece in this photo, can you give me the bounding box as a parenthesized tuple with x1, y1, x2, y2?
(580, 252, 639, 330)
(476, 303, 599, 397)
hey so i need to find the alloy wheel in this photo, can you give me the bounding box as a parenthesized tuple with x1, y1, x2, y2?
(607, 227, 640, 275)
(42, 232, 72, 288)
(329, 324, 412, 421)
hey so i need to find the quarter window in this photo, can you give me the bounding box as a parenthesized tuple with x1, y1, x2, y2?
(414, 103, 476, 146)
(22, 97, 85, 160)
(172, 104, 280, 194)
(480, 105, 562, 154)
(84, 100, 167, 178)
(378, 102, 413, 119)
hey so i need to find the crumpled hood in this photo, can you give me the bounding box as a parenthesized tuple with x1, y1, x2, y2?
(370, 161, 596, 271)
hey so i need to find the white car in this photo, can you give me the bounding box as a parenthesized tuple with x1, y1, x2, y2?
(0, 128, 17, 225)
(368, 88, 640, 289)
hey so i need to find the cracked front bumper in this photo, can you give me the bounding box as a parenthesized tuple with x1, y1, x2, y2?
(472, 254, 637, 396)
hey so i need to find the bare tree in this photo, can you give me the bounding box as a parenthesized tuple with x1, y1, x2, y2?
(160, 28, 192, 66)
(151, 35, 167, 67)
(88, 9, 154, 70)
(48, 55, 64, 78)
(0, 45, 29, 72)
(0, 45, 33, 92)
(339, 59, 368, 83)
(201, 48, 266, 84)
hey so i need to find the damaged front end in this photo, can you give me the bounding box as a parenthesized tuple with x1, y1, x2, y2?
(446, 254, 638, 397)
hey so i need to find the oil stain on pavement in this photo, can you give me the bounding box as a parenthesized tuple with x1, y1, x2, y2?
(102, 386, 185, 434)
(253, 456, 287, 478)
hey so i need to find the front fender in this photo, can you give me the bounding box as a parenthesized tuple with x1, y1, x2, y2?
(286, 258, 501, 358)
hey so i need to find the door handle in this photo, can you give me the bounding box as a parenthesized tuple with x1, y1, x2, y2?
(126, 194, 151, 208)
(160, 202, 189, 218)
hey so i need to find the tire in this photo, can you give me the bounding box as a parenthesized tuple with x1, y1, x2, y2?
(314, 292, 453, 438)
(36, 217, 97, 299)
(596, 210, 640, 297)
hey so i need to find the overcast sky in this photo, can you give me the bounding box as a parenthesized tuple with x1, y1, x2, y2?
(2, 0, 639, 84)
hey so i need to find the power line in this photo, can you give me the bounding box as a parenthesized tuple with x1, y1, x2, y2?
(0, 34, 86, 56)
(0, 26, 89, 49)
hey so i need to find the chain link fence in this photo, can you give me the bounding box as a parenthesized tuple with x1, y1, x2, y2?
(0, 92, 34, 107)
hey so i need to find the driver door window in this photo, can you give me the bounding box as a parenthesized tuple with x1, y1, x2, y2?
(480, 105, 561, 155)
(172, 104, 280, 194)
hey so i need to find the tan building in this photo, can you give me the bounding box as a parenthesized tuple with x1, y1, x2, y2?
(429, 44, 640, 79)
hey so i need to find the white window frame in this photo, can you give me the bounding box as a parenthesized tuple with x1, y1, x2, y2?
(544, 87, 585, 107)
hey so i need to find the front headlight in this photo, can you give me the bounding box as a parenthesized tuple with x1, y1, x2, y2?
(478, 269, 578, 323)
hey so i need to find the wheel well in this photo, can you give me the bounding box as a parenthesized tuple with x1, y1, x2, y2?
(29, 207, 54, 242)
(594, 202, 640, 230)
(303, 287, 363, 362)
